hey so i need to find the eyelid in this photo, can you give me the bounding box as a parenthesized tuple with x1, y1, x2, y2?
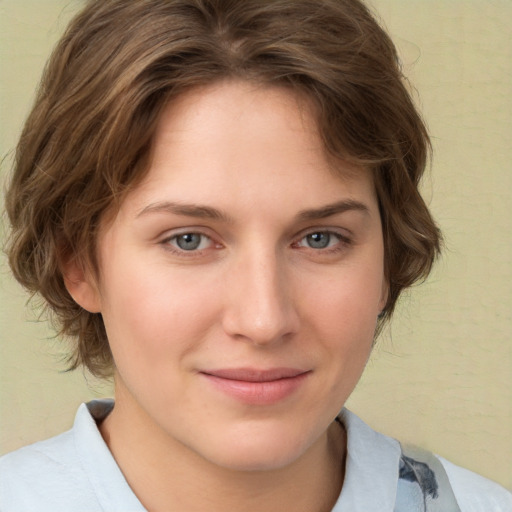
(294, 227, 353, 244)
(158, 225, 216, 241)
(291, 228, 354, 255)
(159, 227, 222, 255)
(156, 226, 353, 256)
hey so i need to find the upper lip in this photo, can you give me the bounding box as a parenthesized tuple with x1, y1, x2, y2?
(200, 368, 309, 382)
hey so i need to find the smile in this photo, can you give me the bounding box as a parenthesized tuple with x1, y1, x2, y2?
(199, 368, 311, 405)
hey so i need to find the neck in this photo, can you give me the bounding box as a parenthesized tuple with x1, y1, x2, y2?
(99, 392, 346, 512)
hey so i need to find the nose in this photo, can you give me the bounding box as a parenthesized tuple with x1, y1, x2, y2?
(221, 248, 299, 346)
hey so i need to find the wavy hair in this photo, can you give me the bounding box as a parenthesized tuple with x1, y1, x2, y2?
(5, 0, 441, 377)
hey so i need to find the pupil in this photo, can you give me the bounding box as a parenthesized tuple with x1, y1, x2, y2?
(307, 232, 329, 249)
(177, 233, 201, 250)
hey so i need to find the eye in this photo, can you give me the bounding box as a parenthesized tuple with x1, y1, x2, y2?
(166, 232, 213, 251)
(298, 231, 343, 250)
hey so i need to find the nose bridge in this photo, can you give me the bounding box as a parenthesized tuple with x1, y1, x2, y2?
(222, 243, 297, 345)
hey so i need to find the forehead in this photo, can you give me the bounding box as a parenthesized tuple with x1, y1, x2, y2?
(150, 82, 365, 183)
(152, 80, 323, 169)
(113, 80, 377, 223)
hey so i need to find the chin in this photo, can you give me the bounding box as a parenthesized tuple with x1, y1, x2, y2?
(197, 423, 319, 472)
(210, 447, 304, 473)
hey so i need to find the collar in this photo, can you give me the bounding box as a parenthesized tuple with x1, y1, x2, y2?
(73, 401, 145, 511)
(332, 409, 401, 511)
(79, 401, 401, 511)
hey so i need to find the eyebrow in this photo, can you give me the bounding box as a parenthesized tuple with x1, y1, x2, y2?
(136, 199, 369, 222)
(136, 201, 234, 223)
(296, 199, 370, 221)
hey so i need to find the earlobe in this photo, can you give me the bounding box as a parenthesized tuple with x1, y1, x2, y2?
(379, 277, 389, 313)
(62, 258, 102, 313)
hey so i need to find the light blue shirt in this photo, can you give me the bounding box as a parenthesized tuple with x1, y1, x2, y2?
(0, 401, 510, 511)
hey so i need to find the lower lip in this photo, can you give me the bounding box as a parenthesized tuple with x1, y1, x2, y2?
(201, 373, 309, 405)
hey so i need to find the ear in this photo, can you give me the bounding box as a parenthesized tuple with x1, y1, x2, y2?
(62, 257, 102, 313)
(378, 276, 389, 313)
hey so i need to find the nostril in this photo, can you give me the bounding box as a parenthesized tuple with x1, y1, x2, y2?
(221, 254, 299, 344)
(221, 296, 299, 346)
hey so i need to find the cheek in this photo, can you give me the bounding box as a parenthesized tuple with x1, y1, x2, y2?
(298, 261, 383, 373)
(98, 255, 221, 363)
(302, 262, 384, 328)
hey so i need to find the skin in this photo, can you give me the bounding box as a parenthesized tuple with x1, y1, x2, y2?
(66, 80, 387, 512)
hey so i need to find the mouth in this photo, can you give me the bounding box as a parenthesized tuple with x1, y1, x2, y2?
(199, 367, 311, 405)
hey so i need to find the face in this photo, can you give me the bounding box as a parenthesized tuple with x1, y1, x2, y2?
(73, 80, 387, 471)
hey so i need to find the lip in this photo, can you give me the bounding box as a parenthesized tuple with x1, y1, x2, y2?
(199, 367, 310, 405)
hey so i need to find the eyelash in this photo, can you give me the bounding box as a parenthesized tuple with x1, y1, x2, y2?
(161, 231, 219, 256)
(159, 229, 352, 256)
(293, 230, 352, 254)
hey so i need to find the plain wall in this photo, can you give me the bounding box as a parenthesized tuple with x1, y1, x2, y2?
(1, 0, 511, 490)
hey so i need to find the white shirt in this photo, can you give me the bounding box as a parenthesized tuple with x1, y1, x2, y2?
(0, 401, 510, 511)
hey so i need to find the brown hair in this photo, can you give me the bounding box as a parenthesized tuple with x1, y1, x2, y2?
(5, 0, 441, 377)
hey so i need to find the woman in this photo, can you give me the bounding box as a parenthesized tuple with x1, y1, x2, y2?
(1, 0, 510, 510)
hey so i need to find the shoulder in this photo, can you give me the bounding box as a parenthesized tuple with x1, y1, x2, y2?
(338, 409, 511, 512)
(0, 401, 143, 512)
(398, 443, 512, 512)
(0, 429, 101, 512)
(437, 456, 512, 512)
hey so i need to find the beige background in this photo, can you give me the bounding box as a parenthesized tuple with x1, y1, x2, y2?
(1, 0, 511, 490)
